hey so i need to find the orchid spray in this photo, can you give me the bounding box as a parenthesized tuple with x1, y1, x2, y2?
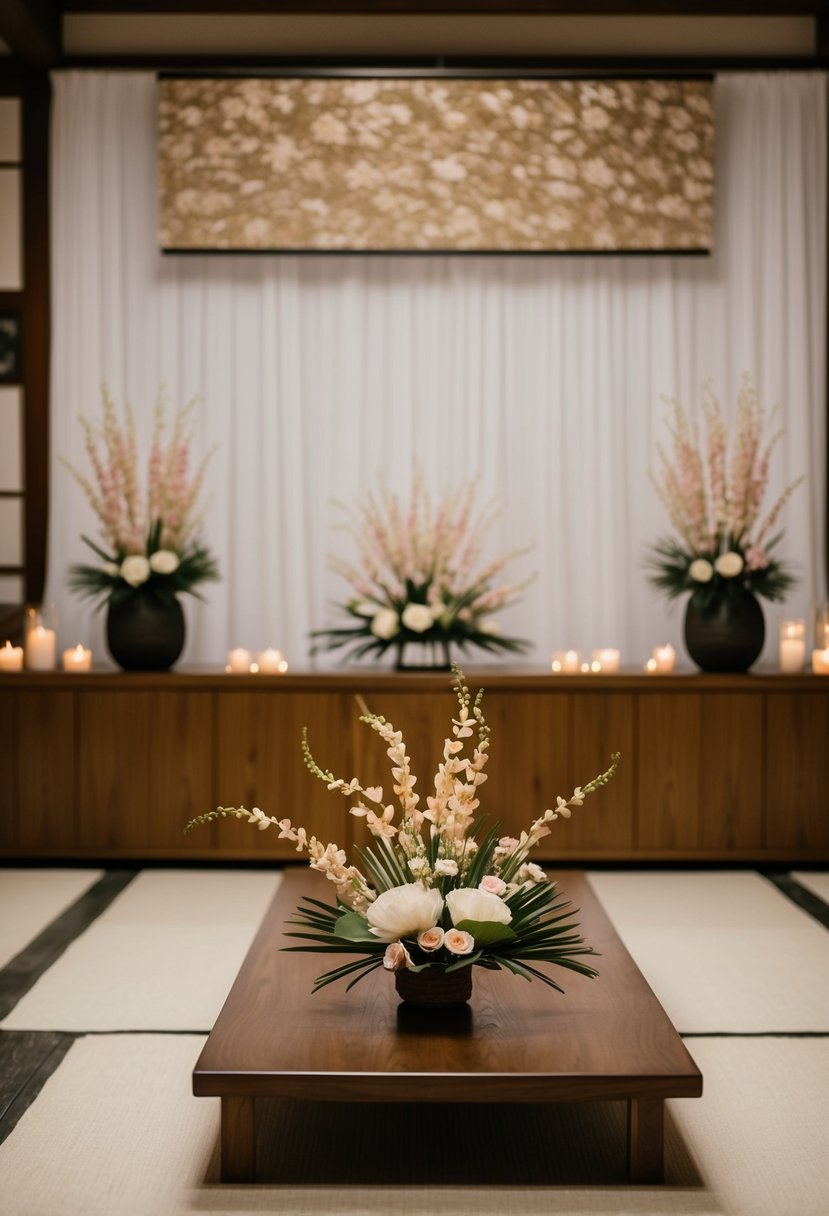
(647, 376, 803, 605)
(185, 666, 619, 996)
(312, 478, 533, 666)
(62, 387, 219, 607)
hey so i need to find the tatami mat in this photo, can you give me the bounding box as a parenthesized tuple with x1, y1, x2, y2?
(585, 870, 829, 1032)
(0, 870, 281, 1032)
(0, 1032, 827, 1215)
(791, 871, 829, 905)
(0, 869, 103, 970)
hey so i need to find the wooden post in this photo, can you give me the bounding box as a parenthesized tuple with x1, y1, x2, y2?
(221, 1095, 255, 1183)
(627, 1097, 664, 1183)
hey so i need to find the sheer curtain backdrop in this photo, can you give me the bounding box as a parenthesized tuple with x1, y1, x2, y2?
(46, 71, 827, 669)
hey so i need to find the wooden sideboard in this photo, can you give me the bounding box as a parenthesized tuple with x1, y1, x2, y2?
(2, 668, 828, 863)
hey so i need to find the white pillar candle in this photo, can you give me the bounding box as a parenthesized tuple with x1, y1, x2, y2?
(779, 620, 806, 673)
(26, 624, 56, 671)
(0, 640, 23, 671)
(257, 647, 288, 674)
(591, 648, 620, 673)
(62, 643, 92, 672)
(652, 644, 676, 674)
(227, 648, 251, 673)
(551, 649, 581, 673)
(812, 648, 829, 675)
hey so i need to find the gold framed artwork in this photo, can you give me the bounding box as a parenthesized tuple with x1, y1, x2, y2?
(158, 75, 714, 254)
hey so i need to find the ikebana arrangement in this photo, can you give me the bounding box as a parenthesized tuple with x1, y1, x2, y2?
(646, 376, 804, 670)
(311, 480, 533, 668)
(62, 387, 219, 669)
(185, 666, 619, 1005)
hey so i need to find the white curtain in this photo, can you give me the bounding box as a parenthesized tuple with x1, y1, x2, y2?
(46, 70, 827, 670)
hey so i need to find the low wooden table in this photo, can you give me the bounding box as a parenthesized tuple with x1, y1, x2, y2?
(193, 869, 702, 1184)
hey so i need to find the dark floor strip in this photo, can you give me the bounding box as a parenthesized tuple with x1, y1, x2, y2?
(763, 872, 829, 931)
(0, 1030, 77, 1147)
(680, 1030, 829, 1038)
(0, 869, 138, 1021)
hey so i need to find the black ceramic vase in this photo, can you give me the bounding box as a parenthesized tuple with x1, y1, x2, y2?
(106, 589, 186, 671)
(394, 965, 473, 1007)
(683, 586, 765, 673)
(394, 637, 453, 671)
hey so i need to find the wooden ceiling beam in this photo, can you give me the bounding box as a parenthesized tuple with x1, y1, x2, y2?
(0, 0, 61, 68)
(55, 2, 829, 16)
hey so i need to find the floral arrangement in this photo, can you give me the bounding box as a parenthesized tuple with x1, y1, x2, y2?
(312, 480, 533, 666)
(62, 387, 219, 607)
(647, 376, 803, 604)
(185, 667, 619, 995)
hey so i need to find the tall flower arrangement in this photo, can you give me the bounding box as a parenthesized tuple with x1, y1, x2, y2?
(312, 480, 533, 664)
(186, 667, 619, 995)
(647, 376, 803, 604)
(62, 387, 219, 606)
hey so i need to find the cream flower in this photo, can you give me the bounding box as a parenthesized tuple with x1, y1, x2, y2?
(714, 551, 744, 578)
(382, 942, 411, 971)
(689, 558, 714, 583)
(149, 549, 180, 575)
(366, 883, 444, 943)
(479, 874, 507, 896)
(417, 927, 445, 952)
(101, 561, 120, 578)
(120, 555, 151, 587)
(434, 858, 459, 878)
(446, 886, 512, 927)
(371, 608, 400, 640)
(401, 603, 434, 633)
(444, 929, 475, 956)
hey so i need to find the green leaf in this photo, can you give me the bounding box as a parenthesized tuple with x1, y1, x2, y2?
(333, 909, 378, 944)
(455, 919, 517, 947)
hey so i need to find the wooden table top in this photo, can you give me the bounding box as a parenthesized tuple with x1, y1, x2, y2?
(193, 868, 702, 1104)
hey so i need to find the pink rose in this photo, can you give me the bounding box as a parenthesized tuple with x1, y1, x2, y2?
(382, 942, 411, 971)
(444, 929, 475, 956)
(417, 927, 445, 952)
(498, 836, 519, 850)
(479, 875, 507, 896)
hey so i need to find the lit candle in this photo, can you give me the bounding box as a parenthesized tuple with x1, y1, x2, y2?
(591, 648, 620, 674)
(644, 658, 658, 674)
(652, 644, 676, 674)
(62, 643, 92, 672)
(779, 620, 806, 673)
(551, 649, 582, 673)
(0, 640, 23, 672)
(812, 648, 829, 675)
(25, 624, 56, 671)
(257, 647, 288, 674)
(227, 648, 251, 673)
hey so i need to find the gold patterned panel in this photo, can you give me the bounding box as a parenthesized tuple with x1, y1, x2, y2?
(158, 76, 714, 253)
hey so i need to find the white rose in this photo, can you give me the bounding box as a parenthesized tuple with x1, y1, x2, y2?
(366, 883, 444, 943)
(689, 558, 714, 584)
(714, 551, 744, 578)
(149, 549, 180, 575)
(446, 886, 512, 927)
(351, 600, 382, 617)
(477, 618, 501, 636)
(434, 859, 459, 878)
(120, 555, 151, 587)
(371, 608, 399, 640)
(401, 603, 434, 633)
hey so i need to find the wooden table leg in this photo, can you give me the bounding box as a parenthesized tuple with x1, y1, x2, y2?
(627, 1097, 664, 1183)
(221, 1095, 256, 1182)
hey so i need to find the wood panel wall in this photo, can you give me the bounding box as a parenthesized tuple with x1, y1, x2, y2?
(1, 669, 828, 862)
